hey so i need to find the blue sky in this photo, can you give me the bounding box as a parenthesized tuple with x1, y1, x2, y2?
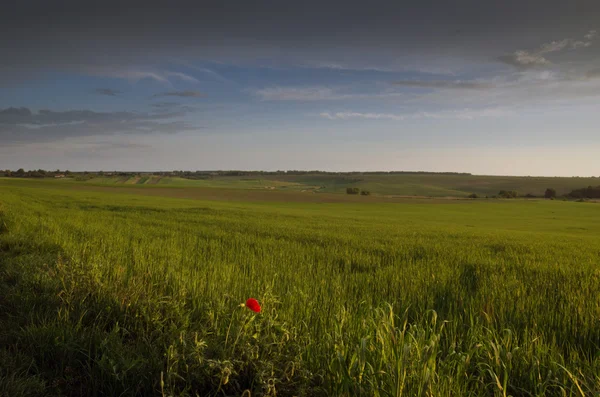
(1, 1, 600, 176)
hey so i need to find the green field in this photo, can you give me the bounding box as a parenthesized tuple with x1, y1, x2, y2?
(1, 178, 599, 396)
(53, 172, 600, 198)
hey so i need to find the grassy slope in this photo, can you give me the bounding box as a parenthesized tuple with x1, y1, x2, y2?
(290, 173, 600, 196)
(1, 179, 599, 395)
(52, 173, 600, 197)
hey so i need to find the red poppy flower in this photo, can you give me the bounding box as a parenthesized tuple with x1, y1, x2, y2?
(245, 298, 261, 313)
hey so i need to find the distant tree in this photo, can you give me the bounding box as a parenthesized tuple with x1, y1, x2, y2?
(15, 168, 25, 176)
(468, 193, 478, 199)
(498, 190, 518, 198)
(544, 188, 557, 199)
(360, 190, 371, 196)
(525, 193, 536, 198)
(346, 187, 360, 195)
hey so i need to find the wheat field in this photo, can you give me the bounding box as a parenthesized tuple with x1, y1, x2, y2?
(1, 179, 599, 396)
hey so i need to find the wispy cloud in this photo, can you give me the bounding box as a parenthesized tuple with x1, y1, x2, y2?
(301, 61, 396, 73)
(320, 112, 405, 121)
(320, 108, 511, 121)
(498, 51, 551, 68)
(299, 59, 463, 76)
(74, 65, 200, 85)
(169, 60, 235, 84)
(402, 71, 600, 108)
(255, 87, 337, 101)
(95, 88, 122, 96)
(585, 30, 597, 40)
(84, 67, 171, 83)
(391, 80, 495, 90)
(499, 30, 597, 69)
(165, 71, 200, 83)
(152, 90, 204, 98)
(253, 86, 405, 101)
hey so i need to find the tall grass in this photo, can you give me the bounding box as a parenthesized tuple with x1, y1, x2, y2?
(1, 182, 599, 396)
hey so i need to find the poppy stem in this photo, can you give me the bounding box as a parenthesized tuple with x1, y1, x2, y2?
(223, 309, 237, 351)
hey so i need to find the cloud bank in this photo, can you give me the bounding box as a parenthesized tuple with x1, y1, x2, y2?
(2, 1, 599, 82)
(0, 107, 195, 143)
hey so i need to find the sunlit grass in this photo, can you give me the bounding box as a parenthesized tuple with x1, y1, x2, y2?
(1, 180, 599, 396)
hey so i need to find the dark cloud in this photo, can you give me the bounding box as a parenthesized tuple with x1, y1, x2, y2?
(0, 107, 196, 143)
(0, 107, 33, 118)
(96, 88, 122, 96)
(1, 108, 180, 125)
(153, 91, 204, 98)
(1, 1, 599, 82)
(392, 80, 494, 89)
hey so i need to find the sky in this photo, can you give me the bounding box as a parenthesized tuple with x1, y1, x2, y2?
(1, 0, 600, 176)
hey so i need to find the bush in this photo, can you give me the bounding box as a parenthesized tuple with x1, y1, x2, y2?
(360, 190, 371, 196)
(498, 190, 518, 198)
(468, 193, 478, 199)
(544, 188, 556, 199)
(346, 187, 360, 195)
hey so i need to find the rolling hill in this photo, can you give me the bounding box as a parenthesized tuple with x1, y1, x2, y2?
(56, 172, 600, 198)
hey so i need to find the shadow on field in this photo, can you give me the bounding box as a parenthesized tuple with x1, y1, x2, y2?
(0, 214, 320, 396)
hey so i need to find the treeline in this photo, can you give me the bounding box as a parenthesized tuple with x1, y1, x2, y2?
(1, 169, 471, 178)
(0, 169, 71, 178)
(168, 170, 472, 177)
(567, 186, 600, 199)
(0, 169, 134, 179)
(468, 187, 600, 200)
